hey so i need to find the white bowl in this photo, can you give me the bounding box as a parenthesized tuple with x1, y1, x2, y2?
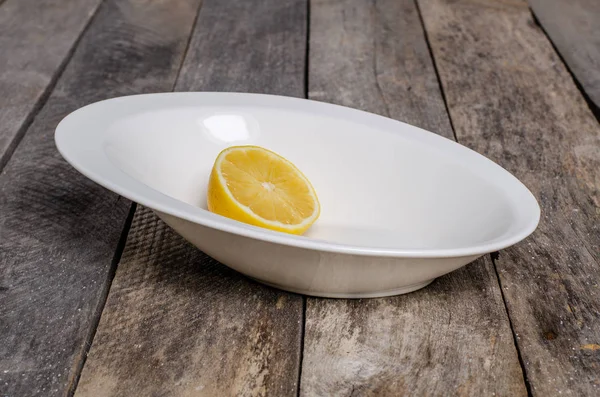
(55, 93, 540, 298)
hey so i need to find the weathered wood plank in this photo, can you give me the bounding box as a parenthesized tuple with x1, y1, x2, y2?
(0, 0, 202, 395)
(0, 0, 104, 170)
(299, 0, 527, 395)
(175, 0, 306, 95)
(75, 208, 304, 397)
(418, 0, 600, 395)
(528, 0, 600, 112)
(75, 0, 307, 396)
(308, 0, 453, 137)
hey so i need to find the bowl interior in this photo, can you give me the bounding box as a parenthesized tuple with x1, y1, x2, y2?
(103, 102, 535, 250)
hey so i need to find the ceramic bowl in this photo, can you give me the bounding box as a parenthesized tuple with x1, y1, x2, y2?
(55, 93, 540, 298)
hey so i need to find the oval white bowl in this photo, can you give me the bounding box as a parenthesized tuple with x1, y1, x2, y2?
(55, 92, 540, 298)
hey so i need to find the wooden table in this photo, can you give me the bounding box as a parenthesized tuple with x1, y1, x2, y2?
(1, 0, 599, 395)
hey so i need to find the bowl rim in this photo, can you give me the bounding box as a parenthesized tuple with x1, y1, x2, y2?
(55, 92, 541, 258)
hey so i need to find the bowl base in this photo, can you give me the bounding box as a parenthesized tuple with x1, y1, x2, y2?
(250, 278, 435, 298)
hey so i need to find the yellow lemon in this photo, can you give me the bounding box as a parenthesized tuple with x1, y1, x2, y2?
(207, 146, 320, 235)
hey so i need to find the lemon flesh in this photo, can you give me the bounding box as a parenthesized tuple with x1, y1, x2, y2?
(207, 146, 320, 235)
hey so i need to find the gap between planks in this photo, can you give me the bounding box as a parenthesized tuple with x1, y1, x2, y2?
(73, 1, 307, 396)
(0, 0, 106, 171)
(300, 0, 526, 395)
(412, 0, 459, 142)
(296, 0, 311, 395)
(490, 253, 535, 397)
(413, 0, 533, 393)
(67, 0, 207, 392)
(528, 8, 600, 122)
(66, 203, 137, 396)
(417, 0, 600, 394)
(0, 0, 206, 395)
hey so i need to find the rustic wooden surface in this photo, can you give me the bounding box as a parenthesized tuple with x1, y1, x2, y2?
(528, 0, 600, 113)
(75, 0, 307, 396)
(0, 0, 202, 395)
(2, 0, 600, 395)
(176, 0, 307, 95)
(307, 0, 452, 135)
(418, 0, 600, 395)
(0, 0, 103, 170)
(76, 209, 304, 397)
(300, 0, 527, 395)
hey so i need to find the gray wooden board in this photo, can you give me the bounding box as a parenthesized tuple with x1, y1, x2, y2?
(528, 0, 600, 111)
(175, 0, 307, 95)
(75, 0, 307, 395)
(299, 0, 527, 395)
(418, 0, 600, 394)
(75, 208, 305, 397)
(0, 0, 104, 170)
(0, 0, 202, 395)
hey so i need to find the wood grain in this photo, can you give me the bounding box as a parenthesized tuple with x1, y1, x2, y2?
(76, 208, 304, 397)
(299, 0, 527, 395)
(0, 0, 202, 395)
(75, 0, 307, 396)
(308, 0, 453, 137)
(0, 0, 103, 170)
(175, 0, 306, 96)
(418, 0, 600, 394)
(528, 0, 600, 112)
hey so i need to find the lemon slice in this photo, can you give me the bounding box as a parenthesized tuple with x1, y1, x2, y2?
(207, 146, 320, 235)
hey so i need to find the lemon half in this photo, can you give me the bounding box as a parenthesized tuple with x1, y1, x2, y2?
(207, 146, 320, 235)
